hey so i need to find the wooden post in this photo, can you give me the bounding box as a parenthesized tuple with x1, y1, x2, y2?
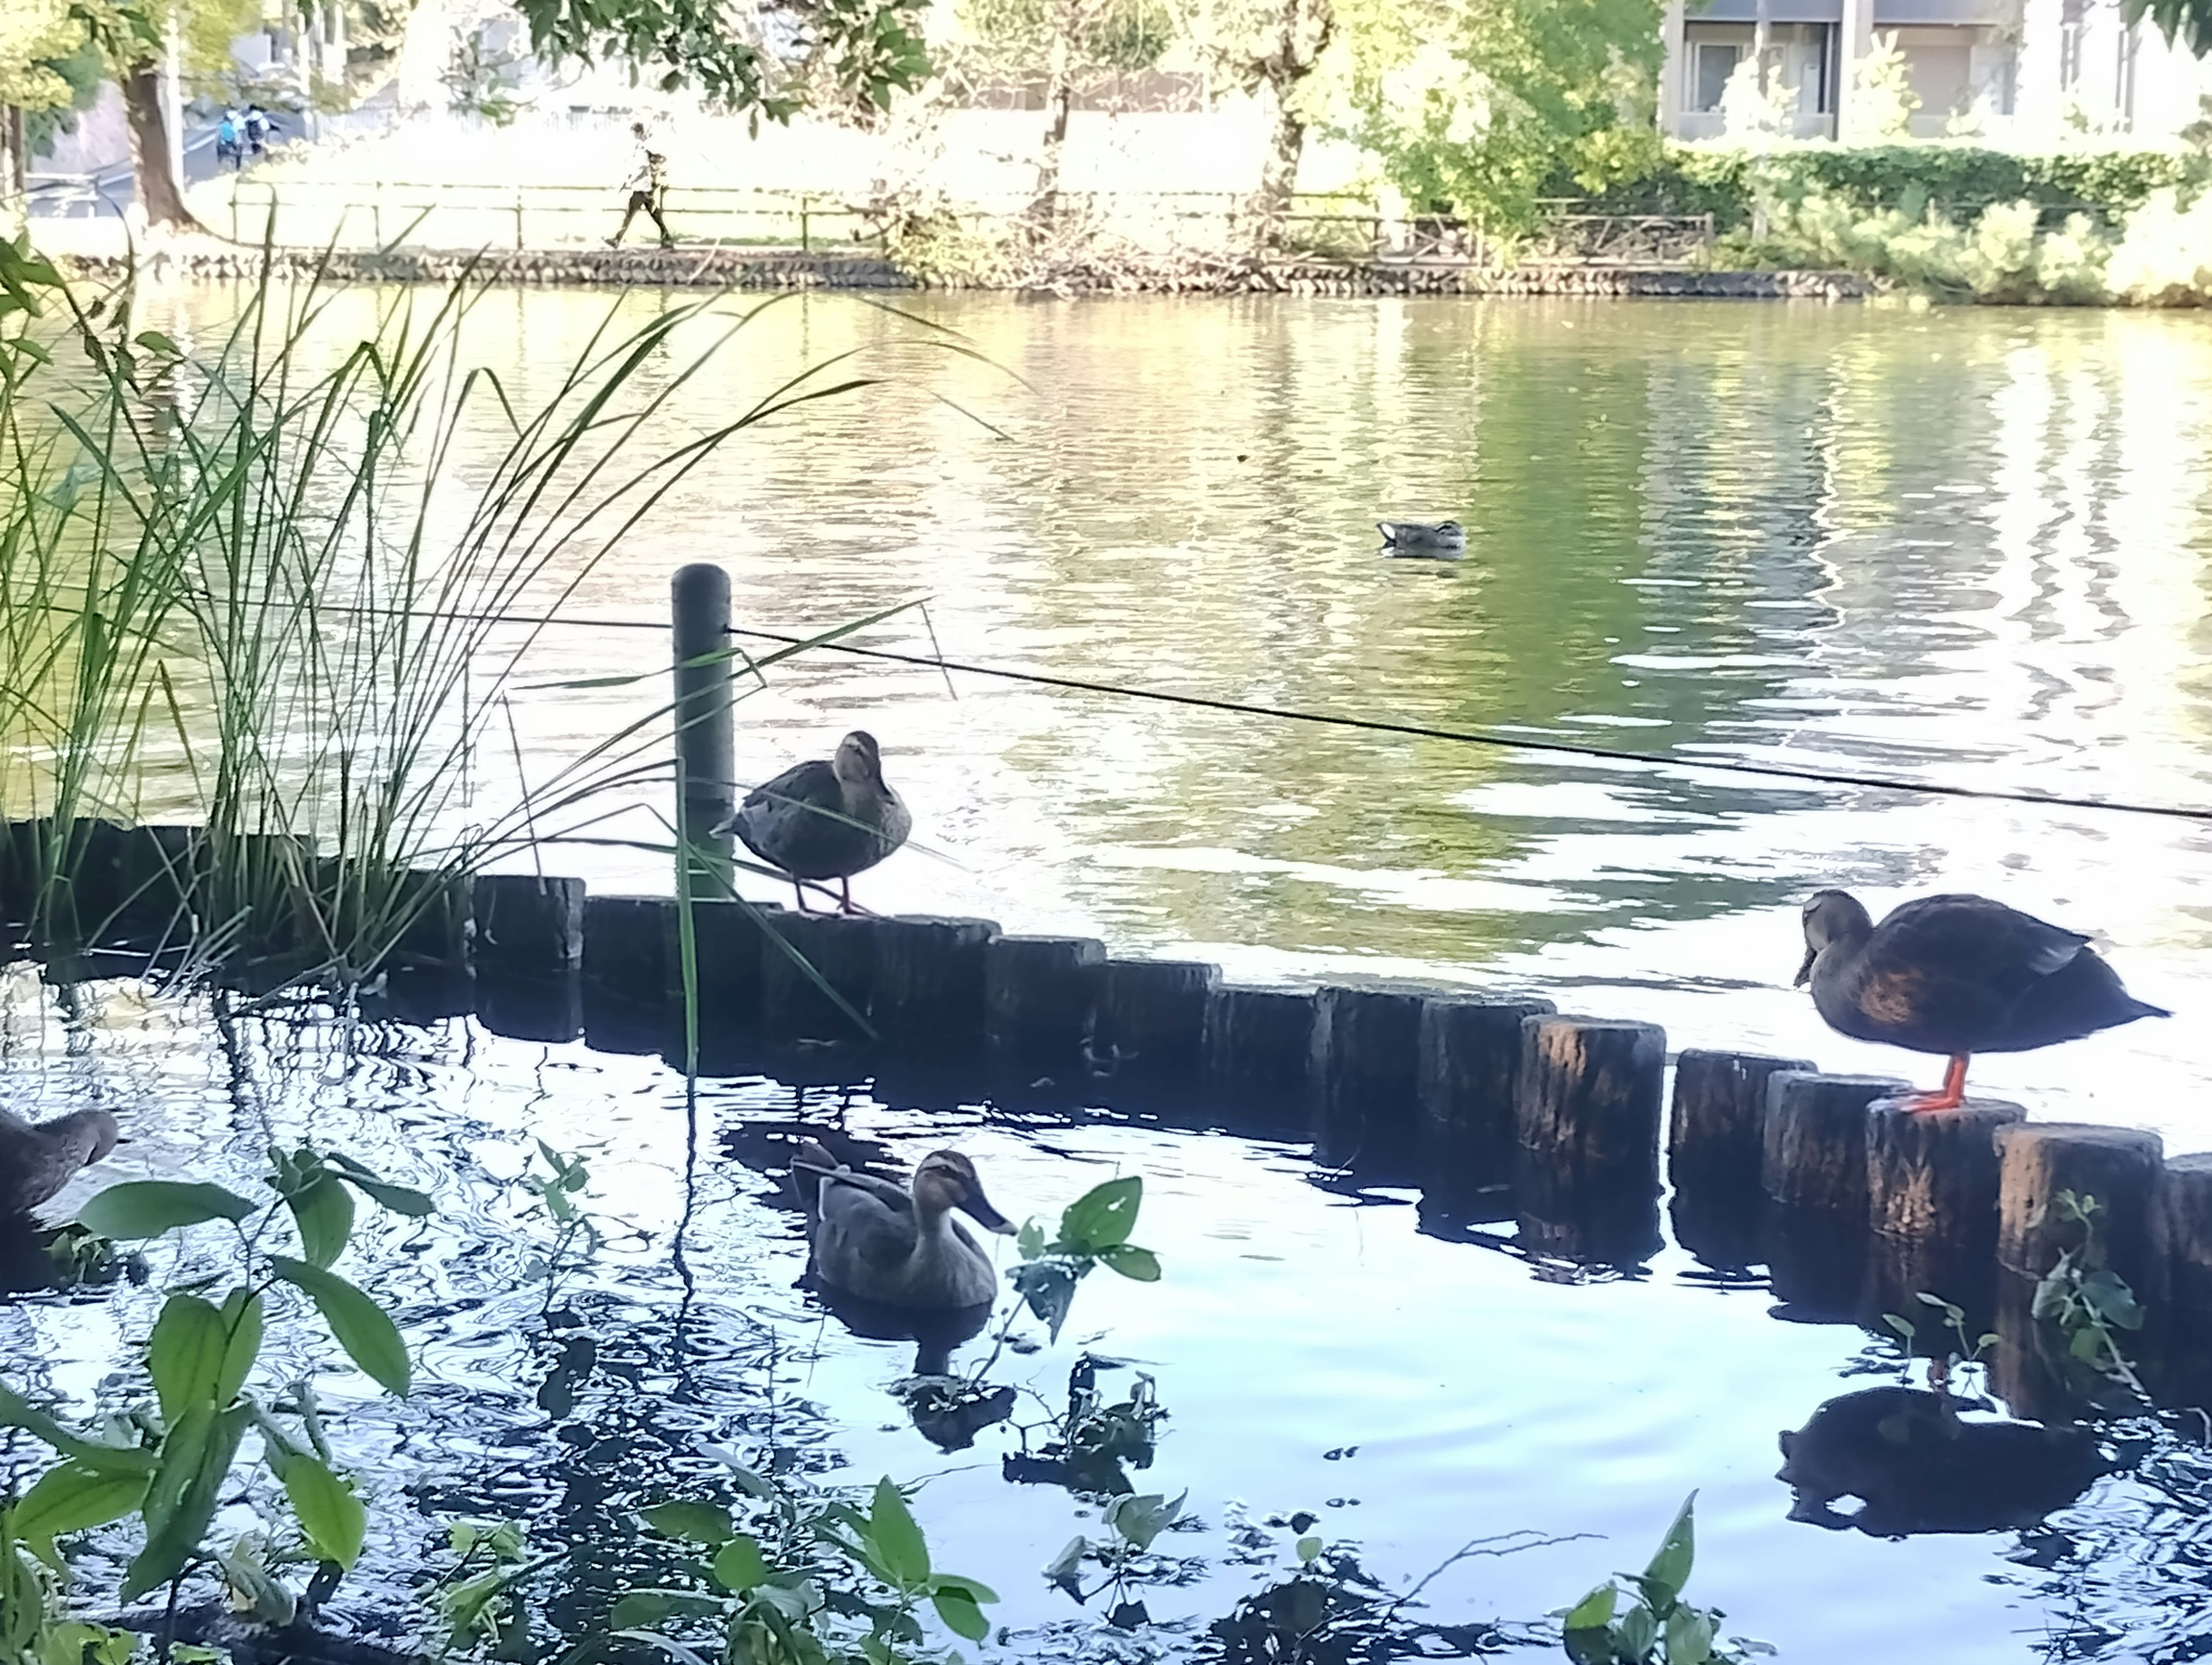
(476, 968, 583, 1044)
(1760, 1072, 1907, 1219)
(671, 564, 736, 886)
(984, 935, 1105, 1068)
(1513, 1015, 1666, 1194)
(1863, 1096, 2023, 1341)
(1418, 993, 1556, 1196)
(665, 898, 781, 1034)
(472, 873, 586, 973)
(760, 913, 875, 1045)
(1668, 1049, 1815, 1203)
(1202, 985, 1315, 1110)
(1097, 958, 1220, 1080)
(870, 916, 999, 1052)
(1995, 1122, 2166, 1295)
(1310, 983, 1435, 1171)
(2164, 1152, 2212, 1327)
(582, 894, 671, 1004)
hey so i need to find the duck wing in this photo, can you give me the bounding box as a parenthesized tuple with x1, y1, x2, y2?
(816, 1171, 921, 1270)
(1851, 895, 2093, 1052)
(732, 759, 842, 874)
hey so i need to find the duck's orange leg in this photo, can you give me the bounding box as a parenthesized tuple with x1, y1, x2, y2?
(1907, 1055, 1970, 1114)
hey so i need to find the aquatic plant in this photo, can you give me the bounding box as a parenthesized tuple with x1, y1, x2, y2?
(1558, 1495, 1770, 1664)
(1006, 1174, 1162, 1342)
(2031, 1189, 2148, 1397)
(1881, 1290, 1997, 1395)
(0, 1147, 432, 1650)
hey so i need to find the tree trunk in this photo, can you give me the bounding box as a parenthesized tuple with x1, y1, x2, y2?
(1251, 89, 1304, 232)
(1031, 25, 1073, 226)
(1241, 0, 1332, 251)
(120, 62, 198, 232)
(2, 107, 25, 220)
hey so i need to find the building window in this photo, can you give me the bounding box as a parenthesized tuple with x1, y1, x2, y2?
(1694, 41, 1743, 111)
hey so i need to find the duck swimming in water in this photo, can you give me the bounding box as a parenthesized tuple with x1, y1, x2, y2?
(791, 1140, 1013, 1310)
(0, 1109, 120, 1218)
(1377, 521, 1467, 557)
(719, 731, 911, 914)
(1795, 890, 2168, 1113)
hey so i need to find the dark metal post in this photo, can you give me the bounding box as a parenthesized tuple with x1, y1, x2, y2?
(672, 563, 736, 888)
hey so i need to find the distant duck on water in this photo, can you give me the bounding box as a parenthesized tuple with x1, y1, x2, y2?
(718, 730, 911, 915)
(0, 1108, 120, 1218)
(1378, 521, 1467, 557)
(791, 1139, 1014, 1310)
(1795, 890, 2168, 1112)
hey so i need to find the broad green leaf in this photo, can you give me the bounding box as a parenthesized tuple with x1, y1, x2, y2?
(930, 1587, 987, 1641)
(282, 1454, 366, 1570)
(609, 1591, 726, 1630)
(270, 1258, 411, 1397)
(1058, 1176, 1141, 1252)
(217, 1289, 264, 1405)
(39, 1624, 139, 1665)
(1665, 1605, 1717, 1665)
(928, 1573, 998, 1603)
(147, 1294, 228, 1421)
(1042, 1537, 1087, 1580)
(1009, 1260, 1079, 1341)
(0, 1384, 156, 1475)
(711, 1534, 768, 1592)
(287, 1175, 355, 1270)
(325, 1154, 434, 1217)
(1560, 1581, 1616, 1631)
(1097, 1243, 1160, 1281)
(1103, 1490, 1183, 1553)
(78, 1181, 256, 1239)
(640, 1501, 734, 1545)
(1016, 1221, 1046, 1260)
(1641, 1492, 1696, 1609)
(1614, 1602, 1658, 1663)
(133, 331, 180, 356)
(7, 1463, 149, 1554)
(868, 1478, 930, 1586)
(1295, 1535, 1321, 1564)
(122, 1402, 248, 1599)
(1881, 1313, 1915, 1341)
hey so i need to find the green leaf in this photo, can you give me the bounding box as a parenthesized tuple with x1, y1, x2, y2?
(1009, 1259, 1080, 1341)
(122, 1402, 249, 1600)
(1016, 1220, 1046, 1260)
(1641, 1493, 1696, 1609)
(1058, 1176, 1141, 1252)
(711, 1534, 768, 1592)
(868, 1478, 930, 1586)
(1881, 1313, 1915, 1341)
(282, 1454, 366, 1570)
(641, 1501, 734, 1545)
(1665, 1605, 1717, 1665)
(7, 1463, 150, 1555)
(217, 1289, 264, 1406)
(78, 1181, 256, 1238)
(1042, 1537, 1087, 1580)
(1295, 1535, 1321, 1564)
(147, 1294, 229, 1421)
(930, 1587, 988, 1641)
(325, 1154, 434, 1216)
(929, 1573, 998, 1603)
(270, 1258, 411, 1397)
(132, 331, 180, 356)
(1614, 1601, 1658, 1663)
(1097, 1243, 1160, 1281)
(0, 1384, 156, 1476)
(1561, 1581, 1617, 1632)
(287, 1175, 355, 1270)
(609, 1591, 726, 1630)
(1102, 1490, 1183, 1553)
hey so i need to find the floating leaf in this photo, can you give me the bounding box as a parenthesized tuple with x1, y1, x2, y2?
(1058, 1176, 1141, 1253)
(282, 1454, 366, 1571)
(78, 1181, 255, 1239)
(868, 1478, 930, 1586)
(640, 1501, 734, 1545)
(287, 1176, 355, 1270)
(1097, 1243, 1160, 1281)
(271, 1258, 411, 1397)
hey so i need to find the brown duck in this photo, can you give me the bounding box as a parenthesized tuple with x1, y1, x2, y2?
(0, 1108, 121, 1217)
(1796, 890, 2168, 1112)
(720, 731, 911, 915)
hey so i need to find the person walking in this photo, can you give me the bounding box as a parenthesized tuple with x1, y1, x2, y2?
(607, 122, 675, 249)
(217, 108, 241, 170)
(244, 105, 272, 158)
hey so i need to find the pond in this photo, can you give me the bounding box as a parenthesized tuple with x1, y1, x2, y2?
(10, 288, 2212, 1665)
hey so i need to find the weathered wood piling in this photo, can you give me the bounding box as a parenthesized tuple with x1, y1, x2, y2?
(1995, 1122, 2166, 1293)
(1418, 993, 1555, 1198)
(984, 935, 1105, 1068)
(1310, 983, 1433, 1171)
(473, 874, 586, 974)
(1515, 1016, 1666, 1193)
(1097, 959, 1221, 1082)
(1202, 984, 1316, 1112)
(870, 916, 998, 1051)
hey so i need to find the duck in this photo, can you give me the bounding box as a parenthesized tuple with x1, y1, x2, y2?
(0, 1108, 121, 1218)
(1795, 890, 2168, 1112)
(1377, 520, 1467, 557)
(791, 1139, 1013, 1310)
(719, 731, 911, 914)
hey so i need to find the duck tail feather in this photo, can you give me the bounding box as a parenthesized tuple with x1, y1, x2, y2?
(2133, 998, 2173, 1021)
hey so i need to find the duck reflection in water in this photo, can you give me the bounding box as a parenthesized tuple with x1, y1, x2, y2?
(1778, 1386, 2108, 1536)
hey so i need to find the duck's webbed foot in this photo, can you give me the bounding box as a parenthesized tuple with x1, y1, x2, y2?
(1903, 1055, 1971, 1114)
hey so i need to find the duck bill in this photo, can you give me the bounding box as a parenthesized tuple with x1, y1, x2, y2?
(962, 1185, 1016, 1235)
(1793, 946, 1816, 988)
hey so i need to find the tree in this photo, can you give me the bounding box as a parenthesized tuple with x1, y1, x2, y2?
(2131, 0, 2212, 54)
(2, 0, 93, 202)
(1321, 0, 1663, 237)
(1216, 0, 1332, 226)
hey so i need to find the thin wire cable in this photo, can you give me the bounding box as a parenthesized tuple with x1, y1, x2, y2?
(342, 601, 2212, 825)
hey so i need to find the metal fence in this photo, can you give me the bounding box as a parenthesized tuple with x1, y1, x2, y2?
(201, 176, 1719, 267)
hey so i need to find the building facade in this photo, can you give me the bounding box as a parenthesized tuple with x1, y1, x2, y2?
(1659, 0, 2212, 143)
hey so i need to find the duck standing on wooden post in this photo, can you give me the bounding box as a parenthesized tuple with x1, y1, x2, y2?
(1794, 890, 2168, 1113)
(0, 1108, 120, 1218)
(719, 730, 911, 914)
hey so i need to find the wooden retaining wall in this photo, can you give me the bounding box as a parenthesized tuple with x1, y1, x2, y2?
(10, 823, 2206, 1405)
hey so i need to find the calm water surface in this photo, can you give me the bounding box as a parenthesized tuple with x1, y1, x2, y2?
(10, 290, 2212, 1663)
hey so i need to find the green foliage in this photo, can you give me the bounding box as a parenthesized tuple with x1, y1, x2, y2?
(1558, 1496, 1769, 1664)
(2128, 0, 2212, 55)
(1328, 0, 1664, 234)
(2032, 1190, 2148, 1395)
(1009, 1174, 1161, 1341)
(1881, 1291, 1997, 1393)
